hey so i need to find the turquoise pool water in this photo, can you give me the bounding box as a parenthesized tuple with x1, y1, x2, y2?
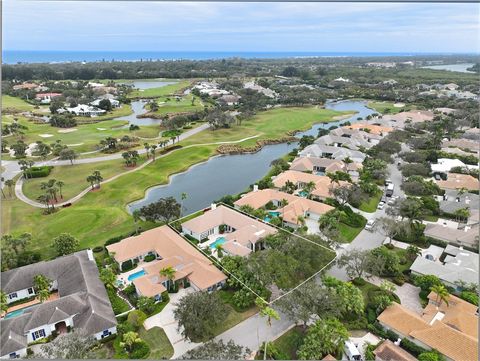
(127, 269, 146, 282)
(298, 191, 308, 197)
(264, 211, 281, 223)
(5, 305, 34, 319)
(210, 237, 227, 249)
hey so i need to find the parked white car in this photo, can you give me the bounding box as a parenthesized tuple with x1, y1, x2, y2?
(377, 201, 386, 210)
(387, 196, 399, 205)
(365, 219, 376, 231)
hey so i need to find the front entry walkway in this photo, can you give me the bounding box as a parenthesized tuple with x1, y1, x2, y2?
(144, 288, 200, 358)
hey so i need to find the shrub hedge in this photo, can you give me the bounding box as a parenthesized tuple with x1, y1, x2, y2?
(24, 166, 53, 178)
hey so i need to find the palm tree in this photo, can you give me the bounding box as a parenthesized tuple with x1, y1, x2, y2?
(302, 181, 316, 198)
(121, 331, 141, 352)
(160, 266, 176, 290)
(56, 181, 65, 199)
(180, 192, 187, 215)
(255, 298, 280, 360)
(144, 143, 150, 159)
(93, 170, 103, 188)
(37, 194, 51, 210)
(150, 145, 157, 160)
(406, 245, 421, 260)
(215, 244, 224, 258)
(4, 179, 14, 198)
(0, 178, 6, 199)
(132, 209, 141, 235)
(430, 284, 449, 307)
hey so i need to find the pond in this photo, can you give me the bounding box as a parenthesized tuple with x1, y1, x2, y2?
(127, 100, 375, 214)
(113, 80, 179, 126)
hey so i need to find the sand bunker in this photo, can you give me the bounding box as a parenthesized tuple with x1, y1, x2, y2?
(57, 128, 78, 133)
(39, 134, 53, 138)
(66, 143, 84, 147)
(97, 127, 107, 131)
(393, 103, 405, 108)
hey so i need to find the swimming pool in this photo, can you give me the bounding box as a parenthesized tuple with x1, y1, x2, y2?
(210, 237, 227, 249)
(268, 211, 281, 217)
(4, 305, 34, 319)
(127, 269, 146, 282)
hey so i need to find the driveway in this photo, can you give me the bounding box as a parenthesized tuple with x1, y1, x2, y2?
(143, 288, 200, 358)
(368, 276, 423, 314)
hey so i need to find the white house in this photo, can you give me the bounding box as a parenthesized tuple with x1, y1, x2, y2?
(61, 104, 106, 117)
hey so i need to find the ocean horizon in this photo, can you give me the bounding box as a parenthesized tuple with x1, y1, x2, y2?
(2, 50, 475, 65)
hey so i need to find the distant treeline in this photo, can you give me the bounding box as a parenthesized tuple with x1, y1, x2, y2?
(2, 54, 479, 81)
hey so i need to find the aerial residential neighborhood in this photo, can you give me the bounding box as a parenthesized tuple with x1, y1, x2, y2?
(1, 1, 479, 361)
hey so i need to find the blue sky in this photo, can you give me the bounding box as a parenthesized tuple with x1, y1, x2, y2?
(3, 1, 479, 53)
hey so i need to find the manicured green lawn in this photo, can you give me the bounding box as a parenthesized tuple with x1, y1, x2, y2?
(210, 303, 258, 340)
(22, 157, 148, 202)
(2, 106, 350, 258)
(358, 191, 382, 213)
(2, 95, 35, 112)
(2, 113, 160, 155)
(383, 245, 415, 273)
(181, 106, 354, 149)
(128, 80, 192, 98)
(270, 326, 305, 360)
(139, 327, 174, 359)
(338, 222, 364, 243)
(151, 94, 207, 116)
(367, 101, 407, 115)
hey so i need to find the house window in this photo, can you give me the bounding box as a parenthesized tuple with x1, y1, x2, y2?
(32, 329, 46, 341)
(28, 288, 34, 295)
(8, 292, 17, 300)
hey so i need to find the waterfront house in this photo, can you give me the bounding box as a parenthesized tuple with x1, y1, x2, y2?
(299, 144, 366, 163)
(106, 225, 227, 298)
(181, 204, 277, 257)
(234, 188, 334, 228)
(60, 104, 106, 117)
(272, 170, 349, 201)
(0, 250, 117, 359)
(377, 292, 478, 361)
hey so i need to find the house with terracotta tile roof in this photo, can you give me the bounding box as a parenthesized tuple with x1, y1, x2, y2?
(106, 225, 227, 299)
(290, 156, 362, 179)
(373, 340, 417, 361)
(435, 173, 480, 191)
(272, 170, 349, 201)
(34, 92, 62, 104)
(299, 144, 366, 163)
(181, 204, 277, 257)
(234, 188, 334, 228)
(377, 292, 478, 361)
(343, 123, 394, 137)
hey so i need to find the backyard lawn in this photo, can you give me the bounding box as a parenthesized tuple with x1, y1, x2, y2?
(269, 326, 305, 360)
(139, 327, 174, 359)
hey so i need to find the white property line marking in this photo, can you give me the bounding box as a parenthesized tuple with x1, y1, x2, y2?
(169, 202, 337, 306)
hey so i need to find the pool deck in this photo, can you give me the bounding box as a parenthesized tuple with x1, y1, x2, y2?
(1, 292, 59, 318)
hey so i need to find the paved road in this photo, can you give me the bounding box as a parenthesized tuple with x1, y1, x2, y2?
(1, 123, 211, 184)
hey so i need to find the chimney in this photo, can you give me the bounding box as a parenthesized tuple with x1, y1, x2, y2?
(253, 185, 259, 192)
(211, 203, 217, 210)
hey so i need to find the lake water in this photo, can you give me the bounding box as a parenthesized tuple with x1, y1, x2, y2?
(421, 63, 476, 73)
(114, 80, 178, 126)
(127, 99, 375, 214)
